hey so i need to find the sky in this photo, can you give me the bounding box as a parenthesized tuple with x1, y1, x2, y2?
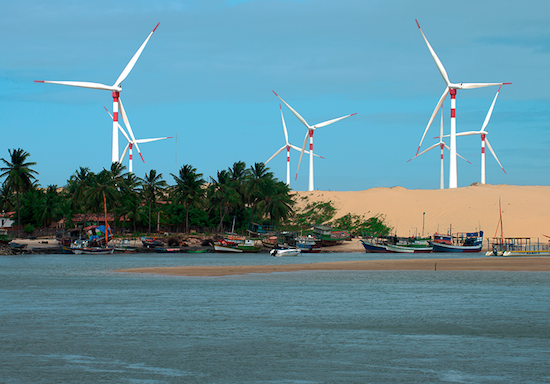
(1, 0, 549, 191)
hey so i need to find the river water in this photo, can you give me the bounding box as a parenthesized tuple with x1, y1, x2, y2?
(1, 252, 549, 383)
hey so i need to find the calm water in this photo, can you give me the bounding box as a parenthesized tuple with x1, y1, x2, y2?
(1, 252, 549, 383)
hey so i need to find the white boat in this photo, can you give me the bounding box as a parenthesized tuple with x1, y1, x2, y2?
(270, 248, 301, 257)
(214, 244, 244, 253)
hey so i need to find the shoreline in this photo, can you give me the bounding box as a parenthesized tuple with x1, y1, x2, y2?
(115, 257, 550, 276)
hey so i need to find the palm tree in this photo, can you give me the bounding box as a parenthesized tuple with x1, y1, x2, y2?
(141, 170, 167, 233)
(39, 185, 61, 228)
(119, 173, 143, 233)
(255, 180, 294, 224)
(208, 170, 240, 233)
(0, 148, 38, 236)
(246, 162, 274, 221)
(171, 164, 205, 233)
(66, 167, 94, 212)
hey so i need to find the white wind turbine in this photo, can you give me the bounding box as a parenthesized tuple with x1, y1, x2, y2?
(35, 23, 160, 164)
(273, 91, 356, 191)
(443, 86, 506, 184)
(265, 104, 324, 185)
(104, 107, 172, 173)
(408, 109, 470, 189)
(415, 19, 510, 188)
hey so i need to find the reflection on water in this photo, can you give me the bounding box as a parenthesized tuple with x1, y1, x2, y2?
(1, 253, 548, 383)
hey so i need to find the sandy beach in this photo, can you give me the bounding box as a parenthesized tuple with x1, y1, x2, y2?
(116, 257, 550, 276)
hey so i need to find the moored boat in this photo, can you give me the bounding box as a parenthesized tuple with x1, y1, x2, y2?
(141, 236, 164, 248)
(361, 236, 432, 253)
(295, 235, 322, 253)
(311, 225, 351, 246)
(270, 247, 301, 257)
(214, 238, 263, 253)
(430, 231, 483, 253)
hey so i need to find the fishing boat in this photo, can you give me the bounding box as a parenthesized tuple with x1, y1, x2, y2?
(214, 238, 263, 253)
(311, 225, 351, 246)
(295, 235, 322, 253)
(270, 247, 301, 257)
(430, 231, 483, 253)
(141, 236, 164, 248)
(155, 247, 184, 253)
(361, 236, 432, 253)
(360, 237, 391, 253)
(114, 239, 137, 253)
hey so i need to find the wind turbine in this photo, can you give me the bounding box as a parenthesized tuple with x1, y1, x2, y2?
(265, 104, 324, 185)
(104, 106, 172, 173)
(443, 86, 506, 184)
(273, 91, 356, 191)
(35, 23, 160, 164)
(408, 109, 470, 189)
(415, 19, 510, 188)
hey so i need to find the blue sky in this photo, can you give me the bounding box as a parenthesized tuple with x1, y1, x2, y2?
(1, 0, 549, 191)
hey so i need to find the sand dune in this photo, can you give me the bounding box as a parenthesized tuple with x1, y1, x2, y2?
(294, 184, 550, 239)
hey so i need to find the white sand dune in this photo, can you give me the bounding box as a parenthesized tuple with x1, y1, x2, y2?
(294, 184, 550, 239)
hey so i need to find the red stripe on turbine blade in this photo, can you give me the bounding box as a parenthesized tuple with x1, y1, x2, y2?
(34, 80, 45, 83)
(272, 90, 278, 96)
(350, 113, 358, 116)
(415, 19, 420, 28)
(503, 83, 512, 85)
(153, 22, 160, 32)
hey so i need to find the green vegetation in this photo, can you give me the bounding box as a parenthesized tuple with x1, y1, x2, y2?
(0, 149, 296, 236)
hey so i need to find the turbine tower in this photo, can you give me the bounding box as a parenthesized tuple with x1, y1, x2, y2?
(265, 104, 324, 185)
(35, 23, 160, 164)
(273, 91, 356, 191)
(414, 20, 510, 188)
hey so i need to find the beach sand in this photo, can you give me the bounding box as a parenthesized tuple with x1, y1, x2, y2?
(116, 257, 550, 276)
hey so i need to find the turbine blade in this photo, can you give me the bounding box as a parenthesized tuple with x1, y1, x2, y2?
(120, 144, 130, 163)
(273, 91, 310, 129)
(265, 146, 286, 164)
(135, 137, 172, 144)
(415, 19, 451, 86)
(295, 132, 309, 180)
(440, 131, 481, 138)
(280, 104, 289, 145)
(485, 138, 506, 173)
(416, 87, 449, 155)
(407, 142, 439, 162)
(290, 144, 324, 159)
(443, 144, 471, 164)
(313, 113, 357, 129)
(114, 23, 160, 88)
(34, 80, 115, 91)
(481, 86, 501, 132)
(118, 98, 144, 163)
(460, 82, 509, 90)
(104, 106, 132, 143)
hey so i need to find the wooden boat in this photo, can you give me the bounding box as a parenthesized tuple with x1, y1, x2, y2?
(155, 247, 184, 253)
(214, 238, 263, 253)
(361, 236, 432, 253)
(73, 246, 114, 255)
(141, 236, 164, 248)
(270, 247, 301, 257)
(114, 239, 137, 253)
(311, 225, 351, 246)
(430, 231, 483, 253)
(296, 235, 322, 253)
(486, 237, 550, 256)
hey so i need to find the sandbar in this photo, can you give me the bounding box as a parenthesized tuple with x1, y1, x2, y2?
(115, 257, 550, 276)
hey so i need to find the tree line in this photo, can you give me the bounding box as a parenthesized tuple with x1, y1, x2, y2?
(0, 148, 294, 235)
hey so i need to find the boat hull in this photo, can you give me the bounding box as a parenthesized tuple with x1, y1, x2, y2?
(430, 242, 482, 253)
(270, 248, 301, 257)
(73, 247, 114, 255)
(385, 244, 432, 253)
(360, 240, 390, 253)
